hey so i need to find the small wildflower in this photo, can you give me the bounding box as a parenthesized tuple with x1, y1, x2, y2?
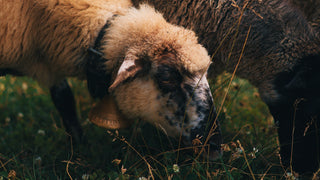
(223, 107, 227, 113)
(82, 174, 89, 180)
(37, 129, 45, 136)
(232, 82, 240, 90)
(35, 156, 42, 164)
(17, 112, 24, 118)
(286, 172, 299, 180)
(22, 82, 28, 91)
(173, 164, 180, 173)
(249, 147, 258, 158)
(5, 117, 11, 123)
(249, 152, 256, 158)
(138, 177, 148, 180)
(0, 84, 4, 91)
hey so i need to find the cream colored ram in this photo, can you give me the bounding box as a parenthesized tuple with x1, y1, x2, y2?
(0, 0, 222, 159)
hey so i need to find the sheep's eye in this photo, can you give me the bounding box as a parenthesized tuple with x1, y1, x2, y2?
(154, 65, 183, 93)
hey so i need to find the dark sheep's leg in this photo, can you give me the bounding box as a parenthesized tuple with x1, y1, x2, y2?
(0, 70, 84, 142)
(268, 55, 320, 174)
(50, 79, 83, 143)
(267, 99, 320, 174)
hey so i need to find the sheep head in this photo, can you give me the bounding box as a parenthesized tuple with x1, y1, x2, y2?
(93, 4, 222, 159)
(106, 49, 222, 159)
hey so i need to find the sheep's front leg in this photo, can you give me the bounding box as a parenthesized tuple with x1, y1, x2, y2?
(267, 101, 320, 174)
(266, 55, 320, 174)
(50, 79, 83, 142)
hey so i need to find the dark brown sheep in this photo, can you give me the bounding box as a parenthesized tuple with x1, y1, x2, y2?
(288, 0, 320, 32)
(131, 0, 320, 174)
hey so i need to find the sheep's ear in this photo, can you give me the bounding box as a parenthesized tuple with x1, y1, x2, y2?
(109, 57, 142, 92)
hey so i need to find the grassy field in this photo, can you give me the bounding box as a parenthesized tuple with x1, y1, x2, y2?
(0, 74, 295, 180)
(1, 0, 319, 179)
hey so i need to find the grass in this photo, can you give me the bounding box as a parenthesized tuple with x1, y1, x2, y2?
(2, 1, 316, 179)
(0, 74, 293, 180)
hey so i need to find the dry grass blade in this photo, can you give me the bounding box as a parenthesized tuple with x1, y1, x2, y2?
(201, 25, 252, 160)
(260, 165, 273, 180)
(237, 140, 256, 180)
(289, 99, 303, 173)
(313, 168, 320, 180)
(189, 1, 252, 163)
(66, 134, 73, 180)
(0, 160, 6, 172)
(107, 130, 155, 180)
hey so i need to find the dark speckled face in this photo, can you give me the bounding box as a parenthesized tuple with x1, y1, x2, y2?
(109, 52, 222, 160)
(153, 64, 222, 158)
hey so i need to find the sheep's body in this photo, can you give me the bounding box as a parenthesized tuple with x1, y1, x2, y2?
(0, 0, 131, 87)
(133, 0, 319, 94)
(0, 0, 222, 158)
(131, 0, 320, 173)
(289, 0, 320, 32)
(0, 0, 133, 141)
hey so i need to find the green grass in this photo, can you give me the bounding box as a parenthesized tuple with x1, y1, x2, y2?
(0, 74, 293, 179)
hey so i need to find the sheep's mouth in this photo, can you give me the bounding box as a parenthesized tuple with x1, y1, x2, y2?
(88, 94, 131, 129)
